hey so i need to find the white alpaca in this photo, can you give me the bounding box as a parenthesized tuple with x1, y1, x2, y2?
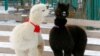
(10, 4, 49, 56)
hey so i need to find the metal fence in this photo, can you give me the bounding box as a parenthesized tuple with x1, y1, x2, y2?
(1, 0, 100, 20)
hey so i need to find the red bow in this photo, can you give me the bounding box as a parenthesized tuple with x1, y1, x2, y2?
(29, 21, 40, 33)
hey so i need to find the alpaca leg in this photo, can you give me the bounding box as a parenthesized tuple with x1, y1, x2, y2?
(73, 52, 84, 56)
(38, 34, 44, 55)
(52, 49, 63, 56)
(64, 49, 71, 56)
(73, 50, 85, 56)
(28, 48, 38, 56)
(38, 42, 44, 55)
(15, 49, 27, 56)
(73, 42, 86, 56)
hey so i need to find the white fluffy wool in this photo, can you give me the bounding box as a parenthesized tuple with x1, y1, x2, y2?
(9, 3, 48, 56)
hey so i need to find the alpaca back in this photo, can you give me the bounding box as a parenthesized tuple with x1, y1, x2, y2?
(67, 25, 87, 40)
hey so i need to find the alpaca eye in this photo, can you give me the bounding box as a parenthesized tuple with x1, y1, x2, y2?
(46, 6, 49, 9)
(63, 11, 66, 14)
(62, 11, 66, 16)
(42, 10, 45, 12)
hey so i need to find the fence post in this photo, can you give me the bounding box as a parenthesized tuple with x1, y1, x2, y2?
(32, 0, 36, 5)
(51, 0, 57, 8)
(41, 0, 46, 4)
(72, 0, 78, 8)
(4, 0, 8, 10)
(13, 0, 17, 6)
(86, 0, 100, 20)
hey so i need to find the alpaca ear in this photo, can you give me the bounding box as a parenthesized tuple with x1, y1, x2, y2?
(66, 4, 70, 10)
(57, 2, 62, 7)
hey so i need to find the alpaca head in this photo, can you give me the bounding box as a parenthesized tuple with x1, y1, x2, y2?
(54, 3, 69, 27)
(29, 3, 49, 25)
(55, 3, 69, 18)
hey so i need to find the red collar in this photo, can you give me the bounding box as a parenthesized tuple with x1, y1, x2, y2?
(29, 21, 40, 33)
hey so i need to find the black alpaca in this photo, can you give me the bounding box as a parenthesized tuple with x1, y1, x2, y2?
(49, 3, 87, 56)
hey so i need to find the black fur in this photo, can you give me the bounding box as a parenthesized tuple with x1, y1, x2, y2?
(49, 3, 87, 56)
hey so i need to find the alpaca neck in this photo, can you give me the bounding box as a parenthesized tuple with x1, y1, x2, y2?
(29, 11, 42, 25)
(54, 17, 67, 27)
(56, 17, 66, 19)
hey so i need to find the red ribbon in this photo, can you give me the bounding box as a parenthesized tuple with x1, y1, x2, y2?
(29, 21, 40, 33)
